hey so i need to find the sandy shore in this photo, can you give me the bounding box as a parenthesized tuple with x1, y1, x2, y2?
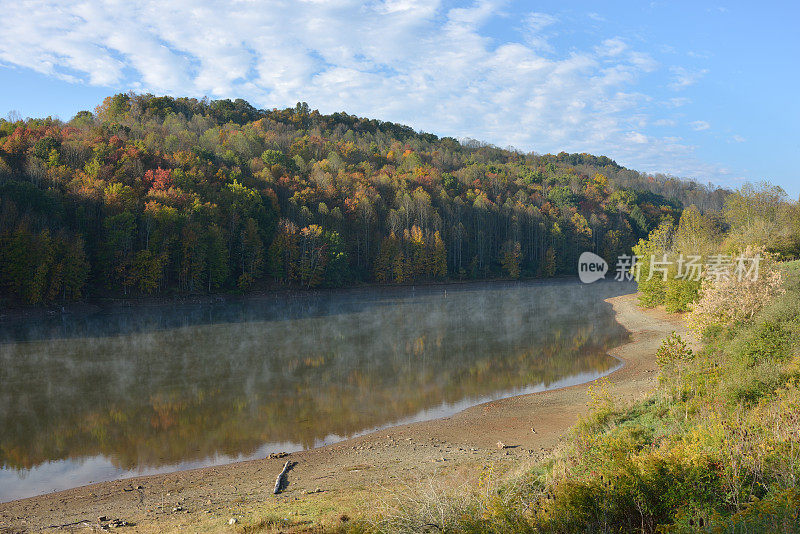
(0, 292, 690, 533)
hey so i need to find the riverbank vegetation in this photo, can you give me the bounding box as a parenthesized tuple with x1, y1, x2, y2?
(633, 182, 799, 313)
(0, 93, 727, 305)
(330, 185, 800, 533)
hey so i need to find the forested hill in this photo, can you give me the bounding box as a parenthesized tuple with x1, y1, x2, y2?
(0, 93, 728, 304)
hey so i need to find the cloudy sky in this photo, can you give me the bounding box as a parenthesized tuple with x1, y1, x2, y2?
(1, 1, 797, 195)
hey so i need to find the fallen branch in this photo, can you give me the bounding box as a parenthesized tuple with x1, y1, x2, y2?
(46, 519, 93, 530)
(273, 460, 293, 494)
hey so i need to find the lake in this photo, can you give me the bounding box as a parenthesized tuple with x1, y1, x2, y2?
(0, 280, 632, 502)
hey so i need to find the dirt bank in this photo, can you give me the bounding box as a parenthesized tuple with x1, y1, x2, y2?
(0, 292, 690, 533)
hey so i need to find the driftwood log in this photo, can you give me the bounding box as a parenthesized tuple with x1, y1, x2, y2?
(273, 460, 292, 494)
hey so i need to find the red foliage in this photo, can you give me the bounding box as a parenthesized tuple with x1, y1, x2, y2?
(278, 175, 295, 188)
(109, 135, 124, 149)
(144, 167, 173, 191)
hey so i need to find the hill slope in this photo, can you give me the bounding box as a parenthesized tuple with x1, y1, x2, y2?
(0, 93, 727, 304)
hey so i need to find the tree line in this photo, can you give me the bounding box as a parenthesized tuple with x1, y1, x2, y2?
(0, 93, 728, 304)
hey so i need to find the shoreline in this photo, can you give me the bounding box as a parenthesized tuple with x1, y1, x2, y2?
(0, 292, 689, 533)
(0, 275, 585, 324)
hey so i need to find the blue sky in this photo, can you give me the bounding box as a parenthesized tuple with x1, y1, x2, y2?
(1, 1, 797, 196)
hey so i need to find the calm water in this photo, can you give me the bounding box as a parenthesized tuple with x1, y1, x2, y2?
(0, 280, 632, 502)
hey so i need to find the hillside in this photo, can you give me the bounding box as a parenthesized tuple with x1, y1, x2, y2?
(0, 93, 727, 304)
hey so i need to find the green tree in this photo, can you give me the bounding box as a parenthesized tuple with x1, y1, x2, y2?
(375, 234, 401, 283)
(674, 204, 716, 255)
(239, 217, 264, 289)
(101, 212, 136, 291)
(543, 247, 557, 277)
(60, 236, 90, 300)
(500, 240, 521, 279)
(206, 224, 229, 291)
(632, 221, 674, 307)
(547, 186, 575, 209)
(294, 225, 322, 288)
(629, 204, 649, 235)
(322, 230, 349, 287)
(180, 223, 208, 292)
(431, 231, 448, 279)
(131, 250, 165, 294)
(29, 229, 54, 304)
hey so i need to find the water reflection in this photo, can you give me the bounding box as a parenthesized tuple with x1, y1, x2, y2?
(0, 280, 632, 501)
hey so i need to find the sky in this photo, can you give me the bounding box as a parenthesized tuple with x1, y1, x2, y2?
(0, 0, 798, 196)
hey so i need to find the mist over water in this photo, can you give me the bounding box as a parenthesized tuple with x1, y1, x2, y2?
(0, 280, 632, 501)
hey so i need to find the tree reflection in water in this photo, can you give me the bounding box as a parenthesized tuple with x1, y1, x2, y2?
(0, 280, 632, 499)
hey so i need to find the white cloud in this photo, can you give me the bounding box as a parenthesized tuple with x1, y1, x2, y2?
(525, 11, 558, 31)
(0, 0, 728, 182)
(596, 38, 627, 57)
(625, 131, 648, 144)
(691, 120, 711, 131)
(522, 12, 558, 53)
(665, 97, 692, 108)
(687, 50, 712, 59)
(654, 118, 676, 126)
(627, 51, 659, 72)
(668, 66, 708, 90)
(731, 134, 746, 143)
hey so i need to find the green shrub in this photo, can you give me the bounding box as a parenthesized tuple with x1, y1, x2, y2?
(534, 454, 724, 533)
(741, 321, 792, 366)
(664, 277, 700, 313)
(724, 359, 785, 406)
(720, 487, 800, 533)
(655, 333, 695, 402)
